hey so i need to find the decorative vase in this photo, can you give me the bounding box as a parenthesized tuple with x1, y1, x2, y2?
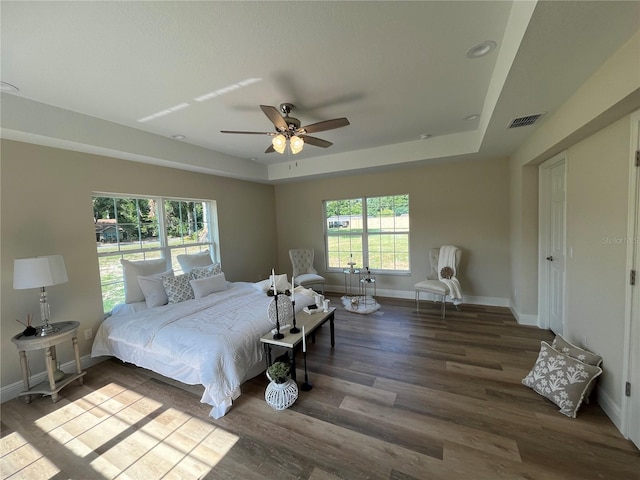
(265, 379, 298, 410)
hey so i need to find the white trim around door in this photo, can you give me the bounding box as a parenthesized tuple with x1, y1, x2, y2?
(538, 152, 567, 333)
(622, 109, 640, 448)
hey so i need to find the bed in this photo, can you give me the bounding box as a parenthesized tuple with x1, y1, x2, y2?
(91, 280, 315, 418)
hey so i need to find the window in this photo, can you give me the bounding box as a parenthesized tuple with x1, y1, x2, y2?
(93, 194, 218, 312)
(324, 194, 409, 272)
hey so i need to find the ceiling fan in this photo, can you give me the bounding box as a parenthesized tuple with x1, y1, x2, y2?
(221, 103, 349, 154)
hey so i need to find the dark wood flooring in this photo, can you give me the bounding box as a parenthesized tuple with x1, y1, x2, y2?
(2, 296, 639, 479)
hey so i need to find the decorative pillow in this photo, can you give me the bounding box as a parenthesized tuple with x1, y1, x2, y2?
(551, 335, 602, 367)
(137, 270, 173, 308)
(271, 273, 291, 292)
(552, 335, 603, 404)
(253, 279, 272, 292)
(121, 258, 167, 304)
(162, 273, 194, 304)
(522, 341, 602, 418)
(253, 274, 291, 293)
(190, 263, 222, 280)
(440, 266, 454, 279)
(190, 273, 227, 299)
(177, 250, 212, 273)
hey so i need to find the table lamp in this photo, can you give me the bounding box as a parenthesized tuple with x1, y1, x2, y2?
(14, 255, 68, 336)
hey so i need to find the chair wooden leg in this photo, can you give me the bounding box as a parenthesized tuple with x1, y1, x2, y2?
(415, 290, 420, 313)
(441, 295, 446, 319)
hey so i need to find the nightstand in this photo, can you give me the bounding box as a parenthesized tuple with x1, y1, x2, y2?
(11, 321, 86, 403)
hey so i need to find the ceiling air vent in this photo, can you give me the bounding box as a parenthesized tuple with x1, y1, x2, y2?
(507, 113, 545, 129)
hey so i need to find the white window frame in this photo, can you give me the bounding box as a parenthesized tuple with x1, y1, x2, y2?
(324, 194, 410, 274)
(93, 193, 219, 312)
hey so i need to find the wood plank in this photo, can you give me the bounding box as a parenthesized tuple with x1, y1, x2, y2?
(1, 298, 637, 479)
(339, 395, 522, 462)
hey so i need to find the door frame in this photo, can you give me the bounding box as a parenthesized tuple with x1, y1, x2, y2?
(538, 152, 567, 331)
(622, 109, 640, 445)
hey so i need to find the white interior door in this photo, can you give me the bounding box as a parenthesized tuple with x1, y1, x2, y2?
(539, 154, 566, 334)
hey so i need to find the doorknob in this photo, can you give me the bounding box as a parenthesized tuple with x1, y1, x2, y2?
(546, 256, 554, 261)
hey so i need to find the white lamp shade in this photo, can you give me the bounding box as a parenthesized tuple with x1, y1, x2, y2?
(272, 134, 287, 154)
(14, 255, 68, 289)
(290, 135, 304, 154)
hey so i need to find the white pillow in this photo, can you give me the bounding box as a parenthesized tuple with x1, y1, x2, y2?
(254, 274, 290, 293)
(138, 270, 173, 308)
(190, 263, 222, 280)
(253, 279, 272, 292)
(121, 258, 167, 304)
(190, 273, 227, 299)
(162, 273, 194, 304)
(177, 250, 212, 273)
(273, 273, 291, 292)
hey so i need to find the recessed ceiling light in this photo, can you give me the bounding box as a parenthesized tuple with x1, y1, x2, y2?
(465, 114, 480, 121)
(171, 134, 186, 140)
(0, 81, 19, 93)
(419, 134, 432, 140)
(466, 41, 496, 59)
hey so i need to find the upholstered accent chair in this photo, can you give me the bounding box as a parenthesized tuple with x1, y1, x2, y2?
(289, 248, 325, 294)
(414, 246, 462, 318)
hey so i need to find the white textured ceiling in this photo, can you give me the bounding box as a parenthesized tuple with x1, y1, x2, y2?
(1, 1, 639, 183)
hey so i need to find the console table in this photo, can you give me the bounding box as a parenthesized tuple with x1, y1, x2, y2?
(260, 307, 335, 382)
(11, 321, 86, 403)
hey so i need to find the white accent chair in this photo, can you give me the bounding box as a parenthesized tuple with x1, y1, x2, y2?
(289, 248, 325, 294)
(414, 246, 461, 318)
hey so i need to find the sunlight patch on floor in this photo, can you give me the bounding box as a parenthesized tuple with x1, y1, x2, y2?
(0, 431, 60, 479)
(19, 382, 240, 479)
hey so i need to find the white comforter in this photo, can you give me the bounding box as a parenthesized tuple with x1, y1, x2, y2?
(91, 282, 313, 418)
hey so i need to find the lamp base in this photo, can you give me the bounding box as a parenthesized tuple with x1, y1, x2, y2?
(39, 323, 59, 336)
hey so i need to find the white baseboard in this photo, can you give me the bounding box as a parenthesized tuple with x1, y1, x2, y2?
(325, 285, 510, 308)
(508, 302, 540, 327)
(0, 355, 106, 404)
(596, 387, 623, 433)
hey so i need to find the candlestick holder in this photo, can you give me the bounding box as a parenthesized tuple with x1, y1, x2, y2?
(290, 300, 300, 333)
(301, 351, 312, 391)
(273, 292, 284, 339)
(268, 291, 293, 340)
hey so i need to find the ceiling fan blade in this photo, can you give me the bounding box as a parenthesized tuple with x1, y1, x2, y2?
(301, 117, 350, 134)
(260, 105, 288, 131)
(265, 144, 276, 154)
(302, 135, 333, 148)
(220, 130, 275, 135)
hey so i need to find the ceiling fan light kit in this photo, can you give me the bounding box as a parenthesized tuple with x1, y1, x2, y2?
(290, 135, 304, 154)
(272, 134, 287, 154)
(222, 103, 349, 155)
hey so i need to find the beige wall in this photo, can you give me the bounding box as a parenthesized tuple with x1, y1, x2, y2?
(565, 116, 632, 408)
(509, 29, 639, 424)
(0, 140, 277, 388)
(274, 156, 512, 302)
(1, 141, 513, 396)
(509, 29, 640, 320)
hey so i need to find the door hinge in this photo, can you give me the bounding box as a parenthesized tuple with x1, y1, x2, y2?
(626, 381, 631, 397)
(636, 150, 640, 167)
(631, 269, 637, 286)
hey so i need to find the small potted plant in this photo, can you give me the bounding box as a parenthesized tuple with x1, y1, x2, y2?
(267, 361, 290, 384)
(265, 361, 298, 410)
